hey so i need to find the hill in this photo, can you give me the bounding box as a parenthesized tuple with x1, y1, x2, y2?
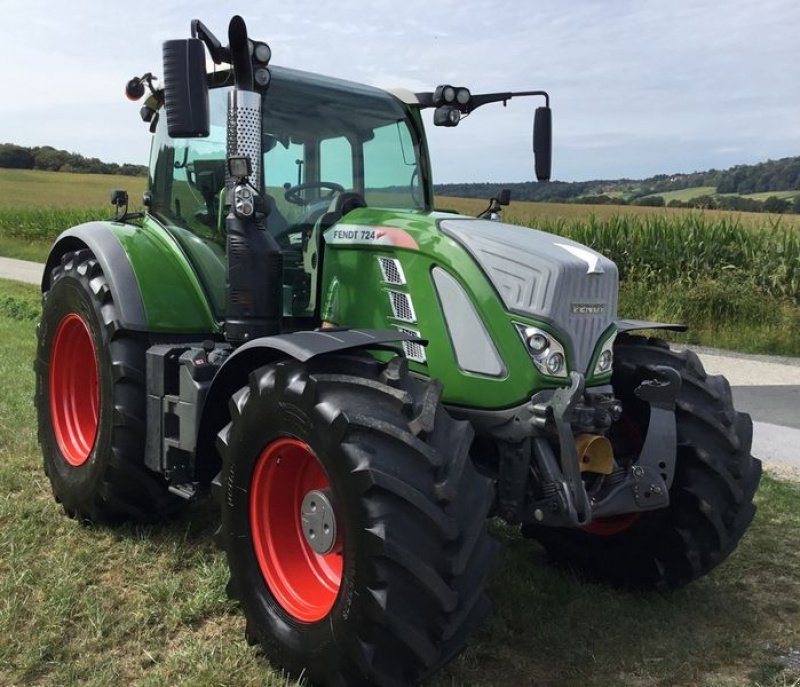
(434, 156, 800, 214)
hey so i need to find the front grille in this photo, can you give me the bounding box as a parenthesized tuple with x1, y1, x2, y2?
(388, 290, 416, 323)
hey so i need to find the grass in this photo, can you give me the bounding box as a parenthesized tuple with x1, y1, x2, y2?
(637, 186, 718, 202)
(0, 278, 799, 686)
(0, 168, 147, 209)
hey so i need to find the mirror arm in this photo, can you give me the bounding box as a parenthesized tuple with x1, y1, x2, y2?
(414, 90, 549, 112)
(191, 19, 231, 64)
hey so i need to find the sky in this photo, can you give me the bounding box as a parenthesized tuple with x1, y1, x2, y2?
(0, 0, 798, 183)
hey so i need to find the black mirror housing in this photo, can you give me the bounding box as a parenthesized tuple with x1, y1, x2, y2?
(533, 106, 552, 182)
(162, 38, 209, 138)
(498, 189, 511, 206)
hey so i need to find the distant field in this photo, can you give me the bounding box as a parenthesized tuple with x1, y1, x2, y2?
(639, 186, 718, 202)
(737, 190, 800, 201)
(0, 169, 147, 209)
(439, 195, 800, 229)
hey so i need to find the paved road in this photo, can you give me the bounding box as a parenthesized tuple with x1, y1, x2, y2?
(0, 256, 43, 285)
(686, 348, 800, 478)
(1, 258, 797, 475)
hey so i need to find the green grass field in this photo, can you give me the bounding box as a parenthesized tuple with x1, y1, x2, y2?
(0, 278, 798, 686)
(637, 186, 718, 203)
(0, 168, 147, 209)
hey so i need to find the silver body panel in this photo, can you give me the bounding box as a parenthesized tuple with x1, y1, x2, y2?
(439, 218, 618, 373)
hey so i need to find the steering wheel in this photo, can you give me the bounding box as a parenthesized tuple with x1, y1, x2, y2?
(284, 181, 345, 206)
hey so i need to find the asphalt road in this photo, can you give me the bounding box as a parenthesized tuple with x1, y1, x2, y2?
(2, 256, 797, 475)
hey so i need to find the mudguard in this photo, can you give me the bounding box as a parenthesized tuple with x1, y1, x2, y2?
(616, 319, 687, 333)
(43, 221, 217, 333)
(43, 223, 147, 329)
(194, 328, 423, 481)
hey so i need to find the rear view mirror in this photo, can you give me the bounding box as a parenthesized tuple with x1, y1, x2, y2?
(533, 106, 552, 182)
(162, 39, 209, 138)
(498, 189, 511, 206)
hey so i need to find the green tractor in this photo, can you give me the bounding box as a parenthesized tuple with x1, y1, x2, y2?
(35, 15, 761, 686)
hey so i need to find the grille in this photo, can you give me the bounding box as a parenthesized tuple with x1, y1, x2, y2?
(388, 290, 416, 323)
(397, 327, 426, 364)
(378, 257, 406, 285)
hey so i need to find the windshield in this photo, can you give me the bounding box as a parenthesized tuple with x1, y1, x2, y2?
(261, 67, 425, 217)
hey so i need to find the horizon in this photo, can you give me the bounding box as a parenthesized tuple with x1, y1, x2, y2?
(4, 142, 797, 188)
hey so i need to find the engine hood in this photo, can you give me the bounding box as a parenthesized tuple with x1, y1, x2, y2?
(439, 218, 618, 373)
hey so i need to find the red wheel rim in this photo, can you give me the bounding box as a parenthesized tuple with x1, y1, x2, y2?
(49, 313, 100, 467)
(250, 438, 343, 622)
(583, 513, 640, 536)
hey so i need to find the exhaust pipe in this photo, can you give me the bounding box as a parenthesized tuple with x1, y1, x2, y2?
(223, 15, 282, 345)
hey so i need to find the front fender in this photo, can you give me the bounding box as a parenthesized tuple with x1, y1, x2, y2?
(194, 328, 420, 482)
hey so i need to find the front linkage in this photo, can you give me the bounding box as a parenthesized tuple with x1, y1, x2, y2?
(492, 365, 681, 529)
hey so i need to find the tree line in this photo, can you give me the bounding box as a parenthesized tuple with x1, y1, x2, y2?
(0, 143, 146, 177)
(434, 155, 800, 213)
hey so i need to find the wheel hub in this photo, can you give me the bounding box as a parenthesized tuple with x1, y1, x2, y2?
(300, 489, 337, 554)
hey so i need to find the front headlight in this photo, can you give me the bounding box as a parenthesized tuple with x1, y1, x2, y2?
(515, 324, 569, 379)
(593, 331, 617, 376)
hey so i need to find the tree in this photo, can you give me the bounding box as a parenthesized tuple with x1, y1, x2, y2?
(0, 143, 34, 169)
(763, 196, 789, 214)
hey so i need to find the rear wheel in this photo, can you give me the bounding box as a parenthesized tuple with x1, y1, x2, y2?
(524, 335, 761, 589)
(36, 249, 180, 523)
(216, 355, 497, 686)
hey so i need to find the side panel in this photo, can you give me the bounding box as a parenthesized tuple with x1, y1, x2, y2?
(319, 208, 546, 408)
(44, 220, 219, 334)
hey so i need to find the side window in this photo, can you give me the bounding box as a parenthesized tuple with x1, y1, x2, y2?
(264, 137, 305, 223)
(363, 122, 419, 208)
(148, 87, 229, 237)
(147, 87, 230, 318)
(320, 137, 353, 190)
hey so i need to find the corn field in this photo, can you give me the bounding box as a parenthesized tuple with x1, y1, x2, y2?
(1, 206, 798, 305)
(524, 213, 800, 305)
(0, 208, 108, 242)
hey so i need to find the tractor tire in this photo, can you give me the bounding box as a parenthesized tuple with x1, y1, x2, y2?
(523, 334, 761, 589)
(36, 249, 180, 523)
(215, 355, 497, 687)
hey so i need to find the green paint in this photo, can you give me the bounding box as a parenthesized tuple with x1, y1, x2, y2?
(320, 207, 612, 408)
(108, 217, 218, 333)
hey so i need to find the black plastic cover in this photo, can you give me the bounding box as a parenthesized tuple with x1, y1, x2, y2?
(162, 38, 209, 138)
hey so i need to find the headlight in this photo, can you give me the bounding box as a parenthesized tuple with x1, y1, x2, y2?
(593, 332, 617, 376)
(516, 324, 569, 379)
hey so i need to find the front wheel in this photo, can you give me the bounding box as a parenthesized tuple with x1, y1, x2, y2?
(524, 335, 761, 589)
(215, 355, 497, 686)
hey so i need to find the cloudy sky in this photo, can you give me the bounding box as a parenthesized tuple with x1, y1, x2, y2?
(0, 0, 797, 183)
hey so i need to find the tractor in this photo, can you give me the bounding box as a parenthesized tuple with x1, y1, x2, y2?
(35, 15, 761, 686)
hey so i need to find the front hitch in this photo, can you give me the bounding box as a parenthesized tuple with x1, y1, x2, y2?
(526, 366, 682, 527)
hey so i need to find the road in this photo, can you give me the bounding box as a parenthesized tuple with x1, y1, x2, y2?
(1, 256, 797, 476)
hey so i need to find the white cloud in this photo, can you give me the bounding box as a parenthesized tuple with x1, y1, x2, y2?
(0, 0, 797, 181)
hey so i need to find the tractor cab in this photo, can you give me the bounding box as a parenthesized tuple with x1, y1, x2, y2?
(145, 66, 431, 323)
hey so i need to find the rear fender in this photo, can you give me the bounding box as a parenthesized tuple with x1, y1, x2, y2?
(43, 223, 147, 330)
(43, 221, 217, 333)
